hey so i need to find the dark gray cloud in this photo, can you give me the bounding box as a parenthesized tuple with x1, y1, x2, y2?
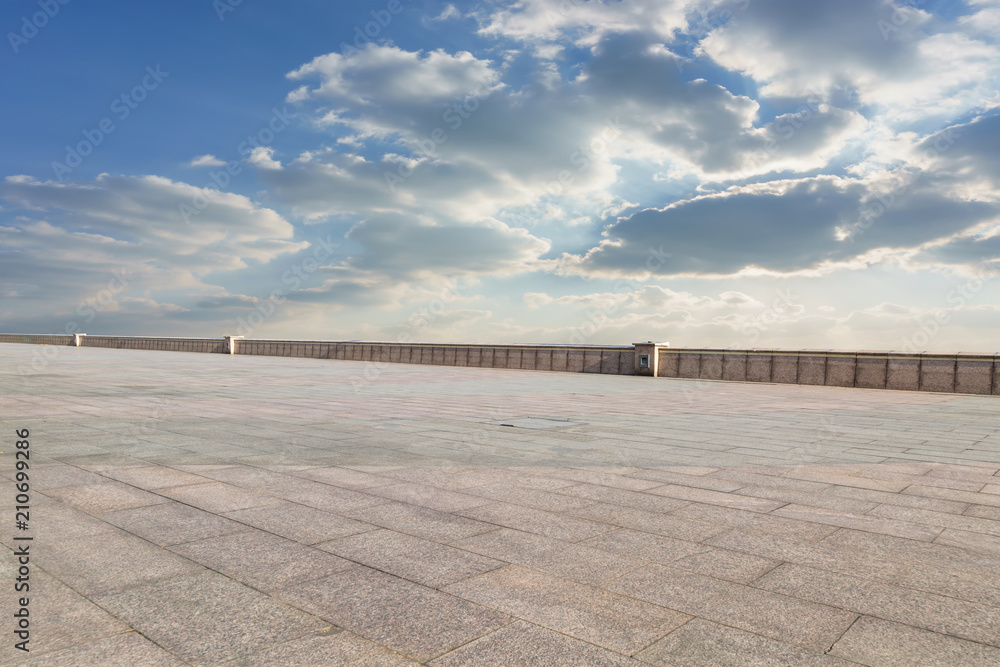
(566, 171, 998, 276)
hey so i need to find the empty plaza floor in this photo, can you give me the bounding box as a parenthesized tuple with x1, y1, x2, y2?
(3, 343, 1000, 666)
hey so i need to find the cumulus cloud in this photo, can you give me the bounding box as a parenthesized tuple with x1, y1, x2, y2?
(697, 0, 1000, 121)
(0, 174, 311, 334)
(271, 36, 867, 242)
(4, 1, 997, 347)
(559, 109, 1000, 278)
(189, 154, 226, 167)
(287, 45, 503, 123)
(0, 174, 303, 272)
(476, 0, 692, 47)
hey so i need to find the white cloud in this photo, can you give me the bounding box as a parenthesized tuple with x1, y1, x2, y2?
(248, 147, 282, 170)
(287, 45, 503, 110)
(5, 1, 998, 349)
(189, 154, 226, 167)
(697, 0, 1000, 123)
(0, 174, 303, 271)
(477, 0, 692, 48)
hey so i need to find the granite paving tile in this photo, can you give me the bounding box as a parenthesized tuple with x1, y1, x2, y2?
(825, 528, 1000, 578)
(628, 469, 747, 492)
(444, 566, 689, 654)
(554, 483, 692, 514)
(706, 469, 833, 493)
(869, 503, 1000, 536)
(637, 618, 855, 666)
(829, 615, 1000, 666)
(0, 563, 130, 665)
(647, 485, 786, 512)
(316, 529, 504, 587)
(822, 484, 970, 514)
(706, 528, 910, 582)
(101, 501, 250, 546)
(98, 464, 213, 489)
(29, 465, 108, 490)
(583, 529, 780, 584)
(93, 571, 327, 665)
(780, 468, 910, 492)
(926, 463, 1000, 480)
(167, 529, 354, 593)
(457, 501, 615, 542)
(606, 564, 857, 652)
(771, 504, 943, 541)
(267, 479, 390, 512)
(861, 470, 985, 492)
(934, 527, 1000, 554)
(41, 482, 169, 514)
(904, 484, 1000, 508)
(890, 559, 1000, 608)
(364, 482, 492, 512)
(453, 528, 646, 586)
(754, 563, 1000, 647)
(429, 620, 640, 666)
(10, 631, 187, 667)
(463, 468, 583, 491)
(669, 502, 839, 542)
(539, 468, 664, 491)
(733, 485, 878, 513)
(223, 502, 374, 544)
(195, 465, 300, 489)
(343, 500, 498, 542)
(292, 466, 399, 489)
(155, 481, 284, 513)
(33, 530, 204, 596)
(566, 502, 726, 542)
(223, 628, 420, 666)
(965, 504, 1000, 521)
(275, 566, 511, 662)
(461, 483, 597, 512)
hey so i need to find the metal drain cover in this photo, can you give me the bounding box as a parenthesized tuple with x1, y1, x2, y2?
(490, 417, 584, 430)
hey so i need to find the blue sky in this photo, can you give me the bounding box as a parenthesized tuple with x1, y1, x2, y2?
(1, 0, 999, 351)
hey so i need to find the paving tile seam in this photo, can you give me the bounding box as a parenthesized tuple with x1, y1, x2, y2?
(0, 628, 183, 667)
(822, 614, 863, 658)
(427, 618, 640, 664)
(311, 538, 509, 589)
(747, 564, 1000, 648)
(97, 581, 337, 667)
(710, 534, 1000, 608)
(415, 619, 522, 664)
(835, 614, 1000, 655)
(440, 564, 694, 656)
(6, 556, 201, 666)
(661, 615, 870, 666)
(28, 467, 408, 580)
(271, 569, 518, 663)
(603, 569, 861, 654)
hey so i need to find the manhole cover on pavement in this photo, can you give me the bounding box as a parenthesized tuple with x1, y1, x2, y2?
(489, 417, 585, 430)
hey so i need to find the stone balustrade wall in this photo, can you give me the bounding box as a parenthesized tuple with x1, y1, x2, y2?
(657, 348, 999, 396)
(2, 334, 997, 395)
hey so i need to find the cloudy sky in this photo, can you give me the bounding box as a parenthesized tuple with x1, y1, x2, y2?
(1, 0, 999, 351)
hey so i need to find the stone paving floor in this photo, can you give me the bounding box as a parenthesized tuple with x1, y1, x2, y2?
(3, 343, 1000, 665)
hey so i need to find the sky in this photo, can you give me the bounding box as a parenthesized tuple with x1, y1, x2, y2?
(1, 0, 999, 351)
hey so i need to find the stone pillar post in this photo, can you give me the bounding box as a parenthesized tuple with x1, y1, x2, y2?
(225, 335, 244, 355)
(634, 341, 667, 376)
